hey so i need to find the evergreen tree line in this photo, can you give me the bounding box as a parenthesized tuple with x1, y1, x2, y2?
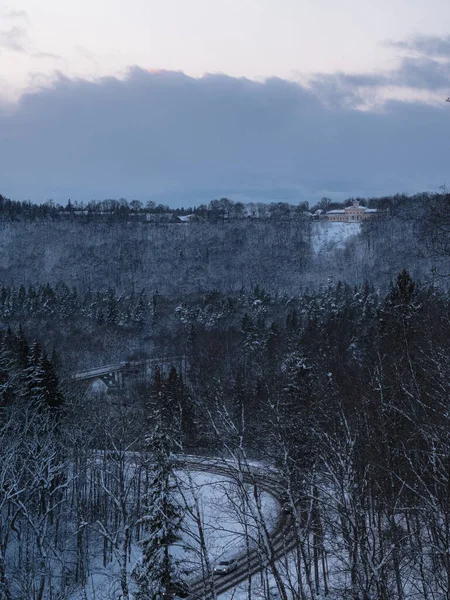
(0, 326, 63, 409)
(0, 283, 152, 327)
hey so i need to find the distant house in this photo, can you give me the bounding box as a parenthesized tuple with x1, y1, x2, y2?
(326, 200, 378, 222)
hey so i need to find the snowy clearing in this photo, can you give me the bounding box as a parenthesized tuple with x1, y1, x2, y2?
(311, 221, 360, 254)
(178, 470, 278, 570)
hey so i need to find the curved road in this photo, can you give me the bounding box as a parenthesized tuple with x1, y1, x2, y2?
(180, 457, 296, 600)
(73, 358, 296, 598)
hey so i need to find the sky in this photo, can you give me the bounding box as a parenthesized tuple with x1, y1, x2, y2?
(0, 0, 450, 206)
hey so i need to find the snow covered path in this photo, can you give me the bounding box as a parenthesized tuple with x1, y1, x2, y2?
(178, 457, 294, 600)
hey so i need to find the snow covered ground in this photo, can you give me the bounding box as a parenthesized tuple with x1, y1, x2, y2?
(311, 222, 360, 254)
(178, 470, 278, 569)
(69, 469, 277, 600)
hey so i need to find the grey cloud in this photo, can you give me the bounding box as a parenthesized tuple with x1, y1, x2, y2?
(387, 34, 450, 58)
(395, 56, 450, 89)
(32, 50, 64, 61)
(308, 53, 450, 108)
(0, 25, 27, 52)
(0, 22, 64, 63)
(0, 67, 448, 205)
(307, 72, 391, 108)
(311, 33, 450, 106)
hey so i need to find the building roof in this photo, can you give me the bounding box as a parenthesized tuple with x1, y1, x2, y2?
(326, 206, 378, 215)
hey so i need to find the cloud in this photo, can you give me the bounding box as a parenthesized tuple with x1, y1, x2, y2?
(2, 8, 28, 21)
(32, 50, 64, 61)
(305, 71, 390, 109)
(394, 56, 450, 90)
(0, 19, 63, 63)
(308, 33, 450, 110)
(387, 34, 450, 58)
(0, 25, 27, 52)
(0, 67, 448, 205)
(307, 50, 450, 110)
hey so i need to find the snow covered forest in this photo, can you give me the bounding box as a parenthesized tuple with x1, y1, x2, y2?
(0, 190, 450, 600)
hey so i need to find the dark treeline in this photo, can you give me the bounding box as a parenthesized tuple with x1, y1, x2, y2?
(0, 190, 444, 222)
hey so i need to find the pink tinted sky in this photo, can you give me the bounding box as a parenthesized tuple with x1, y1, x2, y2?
(1, 0, 450, 101)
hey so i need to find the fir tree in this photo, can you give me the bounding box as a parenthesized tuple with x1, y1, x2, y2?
(41, 283, 56, 314)
(106, 288, 119, 325)
(152, 293, 159, 325)
(163, 367, 181, 433)
(22, 341, 46, 405)
(133, 419, 186, 600)
(40, 352, 63, 408)
(14, 324, 29, 371)
(133, 290, 148, 325)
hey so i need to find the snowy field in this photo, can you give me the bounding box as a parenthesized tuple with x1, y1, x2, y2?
(311, 221, 361, 254)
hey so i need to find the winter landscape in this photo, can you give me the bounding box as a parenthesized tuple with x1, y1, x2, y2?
(1, 1, 450, 599)
(0, 192, 449, 600)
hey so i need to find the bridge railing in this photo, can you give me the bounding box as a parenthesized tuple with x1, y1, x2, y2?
(73, 356, 186, 382)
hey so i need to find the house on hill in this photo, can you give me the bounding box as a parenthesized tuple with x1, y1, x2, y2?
(326, 200, 378, 222)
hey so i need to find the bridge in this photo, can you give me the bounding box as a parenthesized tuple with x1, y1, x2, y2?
(73, 357, 185, 393)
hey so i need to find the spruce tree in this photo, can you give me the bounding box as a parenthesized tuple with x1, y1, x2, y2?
(133, 290, 148, 325)
(133, 418, 186, 600)
(14, 324, 29, 371)
(40, 352, 63, 408)
(106, 288, 119, 325)
(22, 341, 46, 405)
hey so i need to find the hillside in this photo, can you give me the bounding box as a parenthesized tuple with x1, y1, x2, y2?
(0, 200, 440, 295)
